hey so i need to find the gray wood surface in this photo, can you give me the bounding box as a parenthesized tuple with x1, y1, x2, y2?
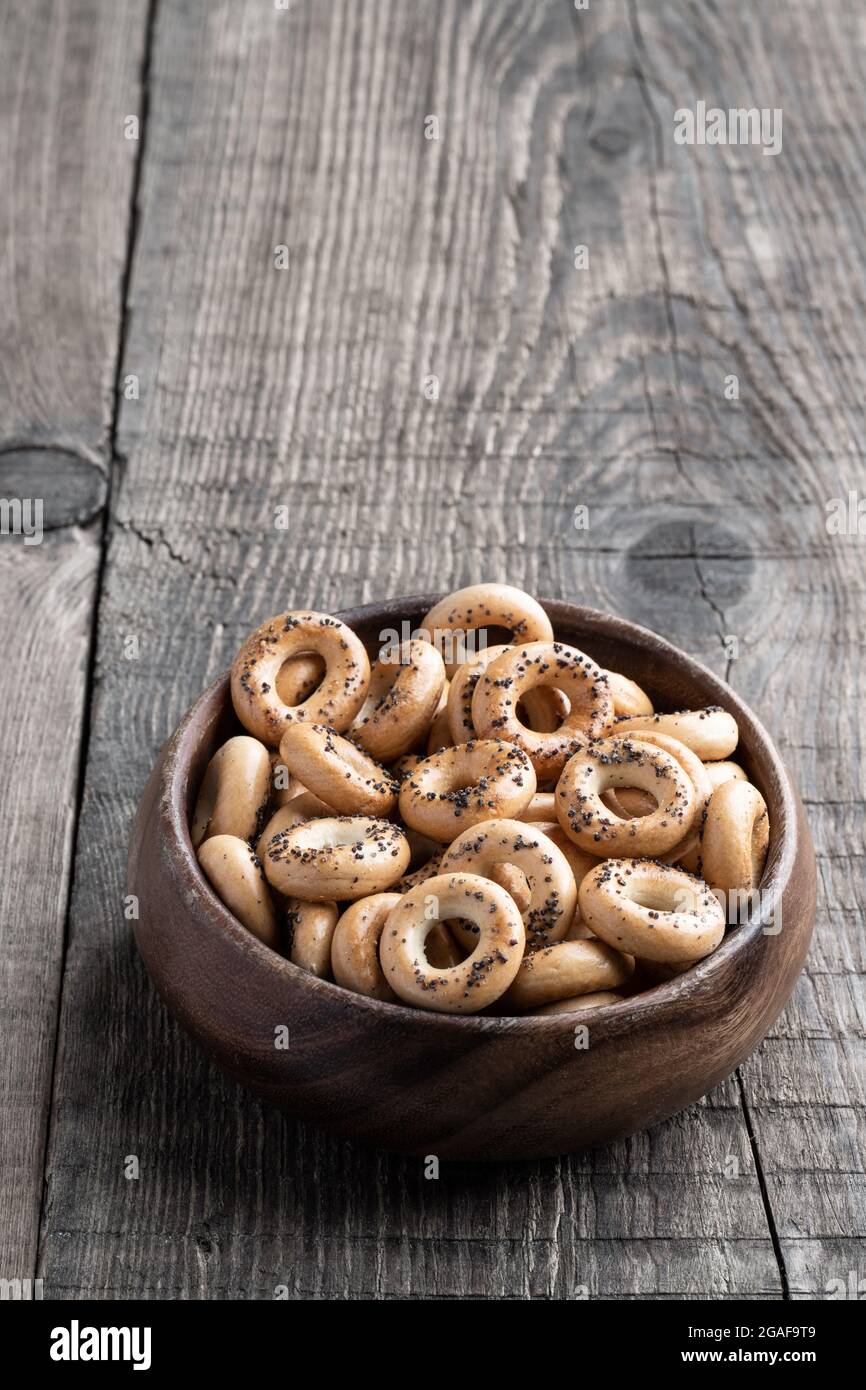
(0, 0, 149, 1284)
(1, 0, 862, 1298)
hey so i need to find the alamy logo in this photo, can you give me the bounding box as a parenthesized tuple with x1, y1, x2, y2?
(0, 1277, 43, 1300)
(674, 101, 782, 156)
(49, 1320, 152, 1371)
(0, 496, 43, 545)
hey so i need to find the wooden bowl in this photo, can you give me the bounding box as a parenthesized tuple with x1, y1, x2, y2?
(127, 595, 815, 1160)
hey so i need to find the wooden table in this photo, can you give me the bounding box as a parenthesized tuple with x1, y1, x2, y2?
(2, 0, 863, 1300)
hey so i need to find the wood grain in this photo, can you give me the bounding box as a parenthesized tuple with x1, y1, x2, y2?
(0, 0, 149, 1282)
(23, 0, 866, 1296)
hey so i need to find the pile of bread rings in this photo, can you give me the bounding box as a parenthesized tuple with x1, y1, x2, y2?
(192, 583, 770, 1017)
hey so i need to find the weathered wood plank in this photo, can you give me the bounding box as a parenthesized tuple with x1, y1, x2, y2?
(38, 0, 864, 1297)
(0, 0, 149, 1281)
(625, 0, 866, 1297)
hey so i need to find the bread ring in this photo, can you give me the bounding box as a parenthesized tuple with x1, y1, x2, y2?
(556, 738, 696, 857)
(231, 610, 370, 746)
(275, 652, 325, 706)
(379, 873, 525, 1013)
(191, 736, 271, 848)
(704, 759, 747, 790)
(533, 990, 624, 1015)
(611, 730, 713, 865)
(421, 583, 553, 677)
(612, 707, 738, 761)
(197, 835, 278, 948)
(448, 645, 569, 744)
(398, 739, 536, 842)
(578, 859, 726, 964)
(441, 818, 578, 951)
(701, 779, 769, 894)
(330, 893, 402, 1000)
(604, 670, 653, 717)
(262, 816, 409, 901)
(502, 939, 634, 1011)
(279, 722, 397, 817)
(350, 639, 446, 761)
(471, 641, 614, 778)
(286, 899, 338, 976)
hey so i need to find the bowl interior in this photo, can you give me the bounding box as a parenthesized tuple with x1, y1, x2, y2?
(173, 594, 794, 1029)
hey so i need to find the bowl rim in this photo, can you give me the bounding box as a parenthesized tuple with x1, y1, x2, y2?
(161, 594, 796, 1035)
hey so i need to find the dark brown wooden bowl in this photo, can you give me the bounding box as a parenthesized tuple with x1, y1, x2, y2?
(127, 596, 815, 1160)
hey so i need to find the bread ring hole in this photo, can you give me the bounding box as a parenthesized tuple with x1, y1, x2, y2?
(601, 787, 659, 821)
(425, 920, 471, 967)
(626, 880, 703, 915)
(275, 652, 325, 706)
(517, 685, 569, 734)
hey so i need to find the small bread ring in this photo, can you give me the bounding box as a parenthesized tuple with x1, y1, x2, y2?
(704, 760, 747, 791)
(522, 792, 556, 822)
(279, 722, 397, 817)
(197, 835, 278, 948)
(578, 859, 726, 964)
(472, 641, 614, 778)
(556, 738, 696, 856)
(350, 640, 446, 761)
(191, 736, 272, 848)
(231, 610, 370, 746)
(701, 779, 769, 894)
(441, 818, 577, 950)
(602, 787, 656, 819)
(275, 652, 325, 706)
(612, 730, 713, 865)
(286, 899, 338, 976)
(502, 939, 634, 1011)
(379, 873, 525, 1013)
(612, 707, 738, 761)
(533, 990, 624, 1015)
(330, 893, 402, 1000)
(604, 670, 653, 717)
(262, 816, 410, 901)
(398, 739, 536, 842)
(448, 644, 570, 745)
(421, 583, 554, 677)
